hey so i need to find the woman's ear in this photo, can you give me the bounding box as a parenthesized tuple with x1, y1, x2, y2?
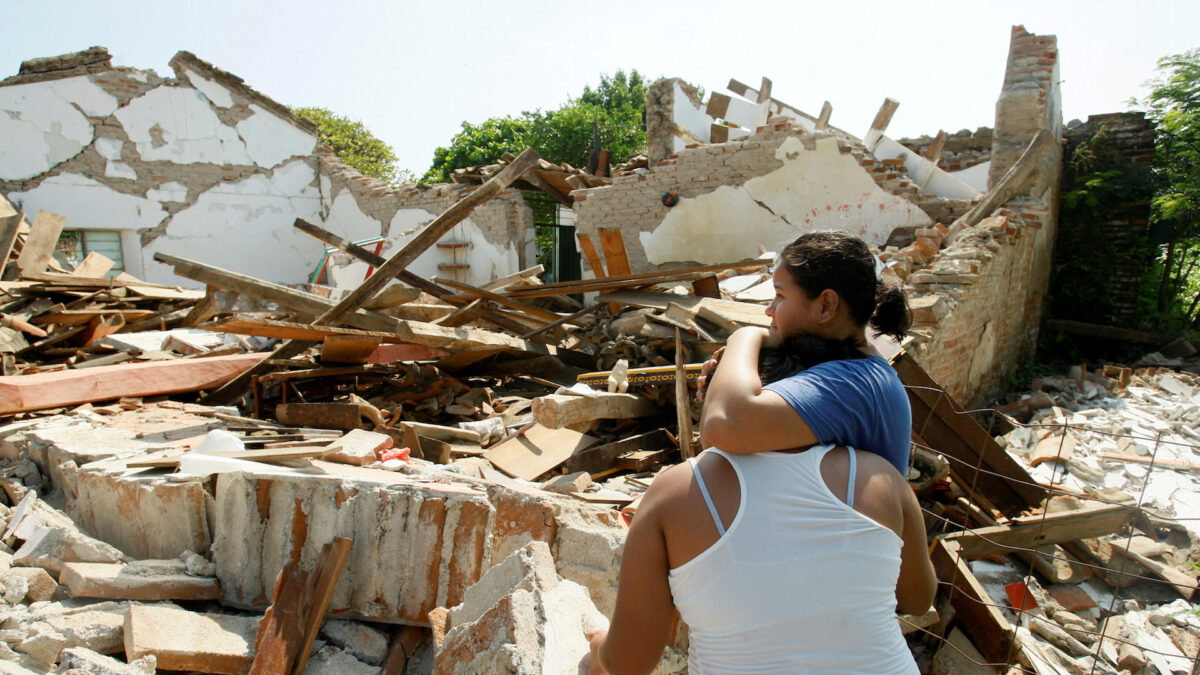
(816, 288, 841, 323)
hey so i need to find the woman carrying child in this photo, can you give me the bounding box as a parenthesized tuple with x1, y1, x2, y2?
(587, 231, 937, 674)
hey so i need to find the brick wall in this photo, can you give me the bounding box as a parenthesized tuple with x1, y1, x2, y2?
(898, 127, 994, 173)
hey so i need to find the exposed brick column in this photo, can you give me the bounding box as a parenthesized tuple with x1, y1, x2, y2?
(988, 26, 1063, 194)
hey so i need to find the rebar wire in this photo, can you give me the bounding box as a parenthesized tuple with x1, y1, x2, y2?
(901, 379, 1200, 671)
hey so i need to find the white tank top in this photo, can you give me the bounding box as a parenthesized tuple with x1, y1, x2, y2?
(667, 445, 917, 674)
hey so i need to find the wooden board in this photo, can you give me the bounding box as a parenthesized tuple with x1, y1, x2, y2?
(290, 537, 352, 675)
(892, 351, 1045, 516)
(930, 539, 1014, 666)
(483, 424, 599, 481)
(276, 403, 363, 431)
(321, 335, 381, 364)
(531, 392, 659, 429)
(597, 291, 770, 328)
(126, 444, 340, 469)
(942, 503, 1134, 558)
(0, 352, 267, 415)
(597, 228, 632, 276)
(17, 210, 66, 275)
(562, 428, 673, 475)
(73, 251, 115, 278)
(32, 309, 156, 326)
(250, 563, 309, 675)
(576, 233, 606, 277)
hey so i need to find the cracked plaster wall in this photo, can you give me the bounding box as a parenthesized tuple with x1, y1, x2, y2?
(0, 51, 531, 289)
(573, 125, 934, 273)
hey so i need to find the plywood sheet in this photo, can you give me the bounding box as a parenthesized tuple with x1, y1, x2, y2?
(483, 424, 598, 481)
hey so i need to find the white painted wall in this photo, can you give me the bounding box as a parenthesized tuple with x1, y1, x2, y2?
(0, 77, 116, 180)
(673, 82, 712, 154)
(140, 160, 323, 285)
(640, 136, 932, 265)
(1, 62, 530, 291)
(866, 133, 981, 200)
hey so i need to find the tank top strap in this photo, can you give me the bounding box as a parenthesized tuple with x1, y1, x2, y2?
(687, 457, 726, 537)
(846, 448, 857, 509)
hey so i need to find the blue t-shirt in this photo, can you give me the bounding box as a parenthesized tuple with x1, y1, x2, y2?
(762, 355, 912, 475)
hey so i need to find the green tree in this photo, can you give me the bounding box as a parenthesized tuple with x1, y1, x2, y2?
(292, 107, 414, 185)
(1134, 48, 1200, 322)
(421, 116, 531, 183)
(422, 70, 651, 183)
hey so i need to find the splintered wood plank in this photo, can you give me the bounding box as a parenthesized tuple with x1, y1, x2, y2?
(0, 352, 267, 415)
(207, 317, 406, 343)
(73, 251, 115, 278)
(598, 291, 770, 328)
(125, 443, 342, 469)
(483, 424, 599, 481)
(930, 539, 1013, 666)
(17, 210, 67, 275)
(943, 503, 1134, 558)
(597, 228, 631, 277)
(577, 233, 606, 278)
(32, 309, 156, 325)
(321, 335, 381, 364)
(291, 537, 353, 675)
(892, 351, 1045, 516)
(250, 563, 309, 675)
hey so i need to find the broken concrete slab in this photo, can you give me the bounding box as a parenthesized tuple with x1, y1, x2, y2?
(433, 541, 607, 675)
(12, 517, 129, 577)
(123, 605, 255, 675)
(318, 619, 388, 666)
(212, 465, 493, 623)
(59, 560, 220, 601)
(302, 645, 380, 675)
(57, 646, 157, 675)
(0, 567, 57, 603)
(323, 428, 392, 467)
(9, 603, 129, 665)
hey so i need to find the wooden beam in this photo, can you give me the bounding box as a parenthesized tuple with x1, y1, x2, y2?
(520, 303, 603, 340)
(206, 149, 539, 404)
(0, 352, 267, 414)
(249, 563, 308, 675)
(869, 98, 900, 134)
(924, 130, 947, 164)
(815, 101, 832, 131)
(292, 218, 539, 337)
(941, 503, 1134, 558)
(675, 328, 694, 459)
(206, 317, 410, 343)
(576, 233, 606, 277)
(947, 129, 1055, 239)
(481, 265, 545, 292)
(291, 218, 451, 298)
(597, 228, 632, 277)
(290, 536, 352, 675)
(155, 253, 400, 333)
(930, 539, 1014, 666)
(893, 351, 1046, 516)
(432, 276, 560, 323)
(532, 392, 659, 429)
(488, 260, 769, 300)
(1046, 319, 1170, 346)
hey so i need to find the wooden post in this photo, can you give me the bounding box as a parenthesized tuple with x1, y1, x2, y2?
(675, 328, 694, 459)
(924, 130, 947, 164)
(869, 98, 900, 135)
(945, 130, 1054, 242)
(815, 101, 832, 131)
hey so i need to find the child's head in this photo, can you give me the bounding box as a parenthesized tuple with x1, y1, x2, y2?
(775, 231, 911, 343)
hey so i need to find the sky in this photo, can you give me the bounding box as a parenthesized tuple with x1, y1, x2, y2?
(6, 1, 1198, 178)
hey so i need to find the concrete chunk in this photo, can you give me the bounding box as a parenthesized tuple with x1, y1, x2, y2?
(13, 517, 128, 576)
(433, 541, 607, 675)
(0, 567, 57, 603)
(58, 646, 157, 674)
(123, 605, 255, 675)
(60, 560, 220, 601)
(318, 619, 388, 666)
(324, 429, 392, 466)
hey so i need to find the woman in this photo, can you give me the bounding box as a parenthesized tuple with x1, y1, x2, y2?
(701, 230, 914, 473)
(587, 232, 935, 673)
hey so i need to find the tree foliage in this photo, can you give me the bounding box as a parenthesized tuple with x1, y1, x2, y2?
(292, 107, 414, 185)
(1133, 47, 1200, 323)
(422, 70, 650, 183)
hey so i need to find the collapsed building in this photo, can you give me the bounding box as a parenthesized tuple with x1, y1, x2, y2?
(0, 23, 1194, 675)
